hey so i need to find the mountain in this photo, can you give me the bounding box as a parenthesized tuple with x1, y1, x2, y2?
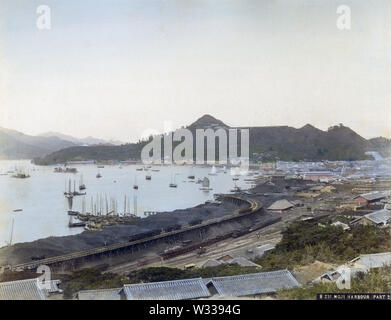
(0, 126, 124, 160)
(247, 123, 370, 162)
(0, 127, 76, 160)
(0, 131, 48, 160)
(187, 114, 229, 130)
(32, 115, 391, 164)
(38, 132, 123, 146)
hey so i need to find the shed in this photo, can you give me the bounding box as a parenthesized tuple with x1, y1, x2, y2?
(201, 259, 223, 268)
(267, 199, 294, 212)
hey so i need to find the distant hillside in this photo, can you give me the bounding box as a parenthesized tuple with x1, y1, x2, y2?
(34, 143, 146, 165)
(0, 127, 76, 160)
(39, 132, 124, 146)
(247, 124, 370, 161)
(369, 137, 391, 158)
(33, 115, 390, 164)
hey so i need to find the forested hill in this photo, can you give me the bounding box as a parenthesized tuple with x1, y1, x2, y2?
(33, 115, 391, 164)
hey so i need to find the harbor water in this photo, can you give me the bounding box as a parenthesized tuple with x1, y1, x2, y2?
(0, 160, 253, 246)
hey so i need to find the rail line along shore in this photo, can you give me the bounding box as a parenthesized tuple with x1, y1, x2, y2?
(3, 195, 266, 272)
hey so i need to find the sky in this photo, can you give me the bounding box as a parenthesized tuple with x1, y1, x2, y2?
(0, 0, 390, 142)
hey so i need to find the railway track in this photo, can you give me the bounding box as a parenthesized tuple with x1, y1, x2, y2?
(8, 195, 262, 271)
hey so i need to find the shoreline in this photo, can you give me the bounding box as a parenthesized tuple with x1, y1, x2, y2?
(0, 197, 247, 266)
(0, 176, 327, 268)
(0, 160, 253, 246)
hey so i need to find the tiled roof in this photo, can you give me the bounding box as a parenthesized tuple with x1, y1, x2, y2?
(357, 192, 387, 201)
(352, 252, 391, 269)
(205, 270, 299, 297)
(123, 278, 211, 300)
(0, 278, 62, 300)
(267, 199, 294, 211)
(0, 278, 46, 300)
(364, 209, 391, 225)
(77, 288, 122, 300)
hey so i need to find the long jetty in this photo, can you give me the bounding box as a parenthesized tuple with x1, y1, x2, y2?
(7, 195, 263, 272)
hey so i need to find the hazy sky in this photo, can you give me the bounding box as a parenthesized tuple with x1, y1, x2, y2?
(0, 0, 390, 142)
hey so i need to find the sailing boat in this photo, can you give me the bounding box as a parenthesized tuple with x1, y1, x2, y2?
(123, 195, 127, 216)
(208, 165, 217, 176)
(64, 179, 74, 198)
(169, 173, 177, 188)
(79, 174, 86, 190)
(133, 194, 138, 215)
(199, 177, 212, 191)
(8, 218, 14, 246)
(96, 169, 102, 178)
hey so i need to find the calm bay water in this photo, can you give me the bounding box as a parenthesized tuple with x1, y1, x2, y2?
(0, 160, 252, 246)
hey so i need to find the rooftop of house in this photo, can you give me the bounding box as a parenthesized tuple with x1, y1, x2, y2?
(75, 270, 300, 300)
(0, 278, 61, 300)
(363, 209, 391, 225)
(355, 191, 387, 201)
(351, 252, 391, 269)
(123, 278, 211, 300)
(203, 270, 300, 297)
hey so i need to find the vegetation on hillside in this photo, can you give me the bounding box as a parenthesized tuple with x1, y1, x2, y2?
(58, 264, 258, 299)
(278, 266, 391, 299)
(256, 220, 391, 270)
(60, 266, 126, 299)
(32, 116, 390, 164)
(126, 265, 258, 283)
